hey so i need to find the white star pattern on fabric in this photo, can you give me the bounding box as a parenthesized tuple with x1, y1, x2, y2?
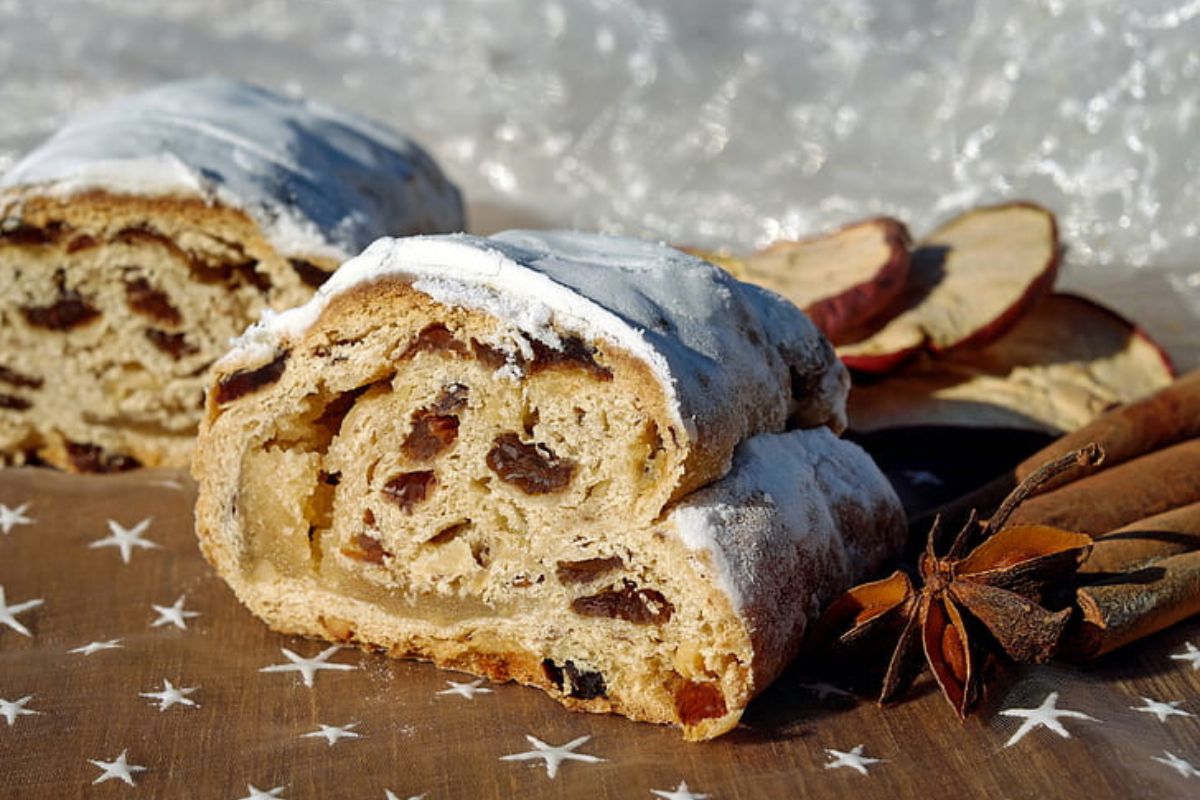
(0, 501, 33, 535)
(1131, 696, 1193, 723)
(1170, 642, 1200, 670)
(140, 679, 199, 711)
(68, 638, 124, 655)
(384, 792, 425, 800)
(150, 595, 201, 630)
(302, 722, 361, 746)
(824, 744, 885, 774)
(0, 585, 43, 637)
(89, 749, 147, 786)
(436, 679, 493, 699)
(799, 681, 855, 700)
(1152, 751, 1200, 779)
(89, 518, 159, 563)
(238, 784, 287, 799)
(651, 780, 711, 799)
(499, 734, 605, 779)
(1000, 692, 1097, 747)
(0, 695, 41, 726)
(259, 645, 357, 687)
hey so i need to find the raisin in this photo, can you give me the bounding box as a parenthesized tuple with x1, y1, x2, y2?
(0, 366, 43, 390)
(21, 290, 101, 331)
(402, 410, 459, 461)
(381, 470, 436, 513)
(289, 258, 330, 288)
(432, 383, 469, 414)
(66, 234, 99, 253)
(542, 659, 565, 691)
(234, 260, 271, 292)
(341, 533, 390, 564)
(0, 222, 64, 245)
(571, 580, 674, 625)
(555, 556, 625, 584)
(529, 335, 613, 381)
(401, 323, 466, 358)
(426, 520, 470, 545)
(485, 433, 575, 494)
(471, 338, 513, 370)
(675, 681, 727, 726)
(145, 329, 199, 360)
(214, 352, 288, 405)
(564, 661, 607, 700)
(125, 277, 182, 326)
(0, 394, 31, 411)
(66, 442, 141, 473)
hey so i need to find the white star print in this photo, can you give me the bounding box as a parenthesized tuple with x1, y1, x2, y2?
(651, 781, 711, 799)
(238, 784, 287, 799)
(799, 681, 855, 700)
(1170, 642, 1200, 670)
(384, 792, 425, 800)
(1131, 696, 1193, 723)
(260, 645, 357, 687)
(436, 679, 493, 699)
(302, 722, 361, 746)
(89, 749, 147, 786)
(1152, 750, 1200, 779)
(824, 744, 885, 775)
(500, 734, 605, 779)
(0, 695, 41, 726)
(1000, 692, 1097, 747)
(68, 638, 124, 656)
(0, 501, 33, 534)
(89, 518, 159, 563)
(0, 585, 43, 637)
(140, 679, 199, 711)
(150, 595, 201, 630)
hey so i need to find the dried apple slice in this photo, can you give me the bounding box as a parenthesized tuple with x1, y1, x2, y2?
(847, 293, 1175, 435)
(838, 203, 1060, 373)
(679, 218, 911, 344)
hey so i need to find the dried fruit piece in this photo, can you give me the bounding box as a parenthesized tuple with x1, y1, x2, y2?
(728, 217, 912, 345)
(66, 442, 141, 473)
(401, 410, 460, 461)
(486, 433, 575, 494)
(214, 352, 289, 405)
(21, 289, 101, 331)
(847, 294, 1174, 434)
(555, 555, 625, 584)
(289, 258, 331, 288)
(471, 339, 512, 370)
(838, 203, 1060, 373)
(402, 323, 466, 358)
(0, 394, 32, 411)
(571, 580, 674, 625)
(381, 470, 437, 513)
(0, 366, 43, 390)
(675, 681, 727, 726)
(564, 661, 607, 700)
(529, 336, 613, 381)
(341, 533, 390, 564)
(145, 329, 199, 360)
(124, 277, 182, 326)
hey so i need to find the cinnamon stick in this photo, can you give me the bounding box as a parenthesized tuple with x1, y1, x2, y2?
(1015, 370, 1200, 490)
(1001, 437, 1200, 534)
(1066, 549, 1200, 659)
(1080, 501, 1200, 576)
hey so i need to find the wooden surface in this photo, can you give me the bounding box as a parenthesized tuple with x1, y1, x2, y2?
(2, 467, 1199, 799)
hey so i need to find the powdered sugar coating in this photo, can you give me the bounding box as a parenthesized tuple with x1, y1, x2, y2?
(0, 77, 464, 260)
(671, 426, 904, 667)
(226, 229, 849, 466)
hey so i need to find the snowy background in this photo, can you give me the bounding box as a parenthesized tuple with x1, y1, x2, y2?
(1, 0, 1197, 366)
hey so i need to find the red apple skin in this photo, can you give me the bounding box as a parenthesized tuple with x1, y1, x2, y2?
(932, 201, 1061, 358)
(800, 218, 912, 345)
(840, 343, 924, 374)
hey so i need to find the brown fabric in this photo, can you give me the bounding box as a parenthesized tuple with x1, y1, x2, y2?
(2, 466, 1199, 798)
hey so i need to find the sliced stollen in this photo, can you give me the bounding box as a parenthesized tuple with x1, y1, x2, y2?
(0, 77, 463, 471)
(192, 231, 904, 740)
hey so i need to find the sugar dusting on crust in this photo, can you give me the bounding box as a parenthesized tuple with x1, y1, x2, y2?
(671, 427, 904, 668)
(0, 77, 464, 260)
(225, 230, 849, 455)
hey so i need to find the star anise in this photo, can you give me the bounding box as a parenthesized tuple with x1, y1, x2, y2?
(808, 444, 1103, 718)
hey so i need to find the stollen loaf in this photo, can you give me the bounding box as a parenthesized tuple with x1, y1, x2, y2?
(0, 77, 463, 471)
(192, 231, 904, 739)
